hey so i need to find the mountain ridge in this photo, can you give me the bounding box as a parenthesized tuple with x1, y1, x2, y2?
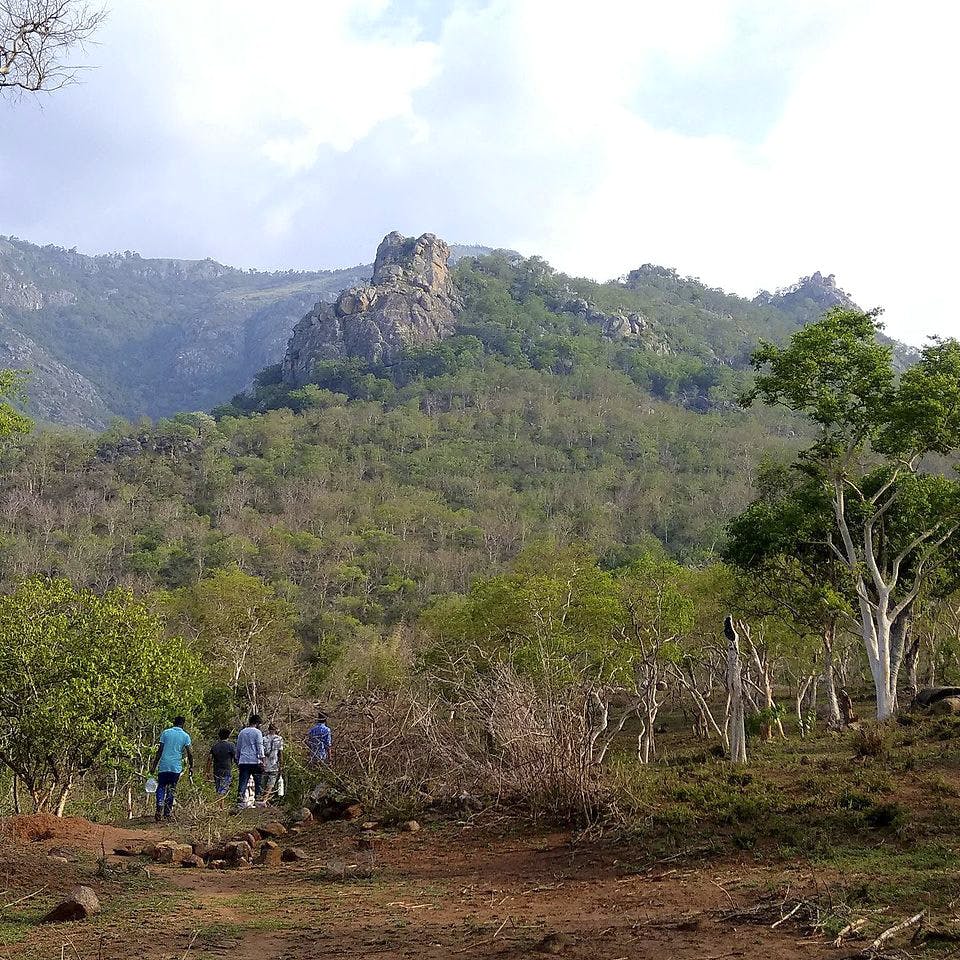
(0, 231, 875, 428)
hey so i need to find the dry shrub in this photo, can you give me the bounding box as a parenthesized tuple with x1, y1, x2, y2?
(327, 664, 615, 825)
(854, 724, 888, 759)
(322, 687, 466, 819)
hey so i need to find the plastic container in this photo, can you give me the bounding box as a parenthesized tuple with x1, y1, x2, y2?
(144, 777, 158, 794)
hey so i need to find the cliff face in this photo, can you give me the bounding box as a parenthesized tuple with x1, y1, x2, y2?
(282, 232, 464, 385)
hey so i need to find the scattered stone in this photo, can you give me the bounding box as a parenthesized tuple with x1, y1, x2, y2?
(112, 843, 139, 857)
(281, 846, 309, 863)
(43, 886, 101, 923)
(243, 831, 261, 850)
(47, 846, 75, 861)
(289, 825, 303, 835)
(225, 840, 252, 864)
(182, 854, 206, 869)
(357, 833, 376, 851)
(259, 821, 288, 839)
(360, 821, 379, 831)
(258, 841, 282, 867)
(209, 859, 227, 870)
(191, 842, 212, 860)
(292, 807, 314, 825)
(154, 842, 193, 865)
(932, 697, 960, 716)
(140, 842, 157, 859)
(343, 803, 363, 821)
(401, 820, 421, 833)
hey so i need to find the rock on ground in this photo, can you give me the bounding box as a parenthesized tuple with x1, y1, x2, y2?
(43, 885, 101, 923)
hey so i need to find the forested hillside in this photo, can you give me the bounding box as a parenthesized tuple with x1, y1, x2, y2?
(0, 239, 375, 426)
(0, 232, 870, 428)
(0, 245, 842, 675)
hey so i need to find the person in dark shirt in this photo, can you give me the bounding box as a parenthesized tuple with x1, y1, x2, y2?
(207, 728, 235, 804)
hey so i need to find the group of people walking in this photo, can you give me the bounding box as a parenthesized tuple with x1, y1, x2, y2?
(149, 711, 332, 821)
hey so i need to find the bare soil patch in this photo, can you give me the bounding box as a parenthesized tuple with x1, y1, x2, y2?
(0, 814, 835, 960)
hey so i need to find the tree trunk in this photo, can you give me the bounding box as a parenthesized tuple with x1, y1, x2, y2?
(724, 616, 747, 764)
(54, 782, 72, 817)
(823, 626, 841, 725)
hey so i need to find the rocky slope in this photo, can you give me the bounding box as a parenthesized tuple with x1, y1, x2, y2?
(283, 232, 464, 385)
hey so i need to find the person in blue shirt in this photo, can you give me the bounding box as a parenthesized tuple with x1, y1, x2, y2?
(306, 712, 332, 764)
(149, 716, 193, 822)
(235, 714, 265, 809)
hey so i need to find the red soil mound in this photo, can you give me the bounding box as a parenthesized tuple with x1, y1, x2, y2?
(2, 813, 99, 842)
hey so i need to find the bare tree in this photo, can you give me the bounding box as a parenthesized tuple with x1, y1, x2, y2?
(1, 0, 105, 95)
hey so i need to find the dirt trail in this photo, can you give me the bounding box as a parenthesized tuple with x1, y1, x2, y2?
(1, 815, 833, 960)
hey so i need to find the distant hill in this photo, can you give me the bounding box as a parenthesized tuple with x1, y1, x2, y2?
(231, 231, 869, 420)
(0, 232, 878, 428)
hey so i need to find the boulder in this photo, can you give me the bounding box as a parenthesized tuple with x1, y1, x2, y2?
(913, 687, 960, 709)
(181, 854, 206, 869)
(140, 842, 157, 859)
(401, 820, 421, 833)
(281, 846, 309, 863)
(259, 821, 288, 839)
(931, 697, 960, 716)
(43, 886, 101, 923)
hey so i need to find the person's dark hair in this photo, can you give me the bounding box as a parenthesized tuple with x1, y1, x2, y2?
(248, 714, 262, 726)
(317, 712, 327, 723)
(268, 723, 278, 732)
(173, 715, 186, 727)
(218, 728, 230, 740)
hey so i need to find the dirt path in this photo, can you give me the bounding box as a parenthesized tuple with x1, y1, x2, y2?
(1, 815, 834, 960)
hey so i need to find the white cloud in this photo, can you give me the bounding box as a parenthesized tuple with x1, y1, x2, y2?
(1, 0, 957, 344)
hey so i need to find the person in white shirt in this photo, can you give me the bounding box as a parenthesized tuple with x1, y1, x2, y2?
(235, 714, 265, 809)
(261, 723, 284, 803)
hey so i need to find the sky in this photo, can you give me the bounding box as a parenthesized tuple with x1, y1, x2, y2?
(2, 0, 959, 345)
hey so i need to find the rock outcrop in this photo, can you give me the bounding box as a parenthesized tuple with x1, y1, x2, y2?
(282, 232, 463, 385)
(560, 296, 647, 339)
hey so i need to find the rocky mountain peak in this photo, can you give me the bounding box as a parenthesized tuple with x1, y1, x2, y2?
(755, 271, 858, 314)
(282, 232, 463, 385)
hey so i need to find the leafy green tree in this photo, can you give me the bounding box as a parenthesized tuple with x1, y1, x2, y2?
(0, 578, 201, 814)
(723, 462, 854, 725)
(747, 309, 960, 718)
(162, 567, 299, 718)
